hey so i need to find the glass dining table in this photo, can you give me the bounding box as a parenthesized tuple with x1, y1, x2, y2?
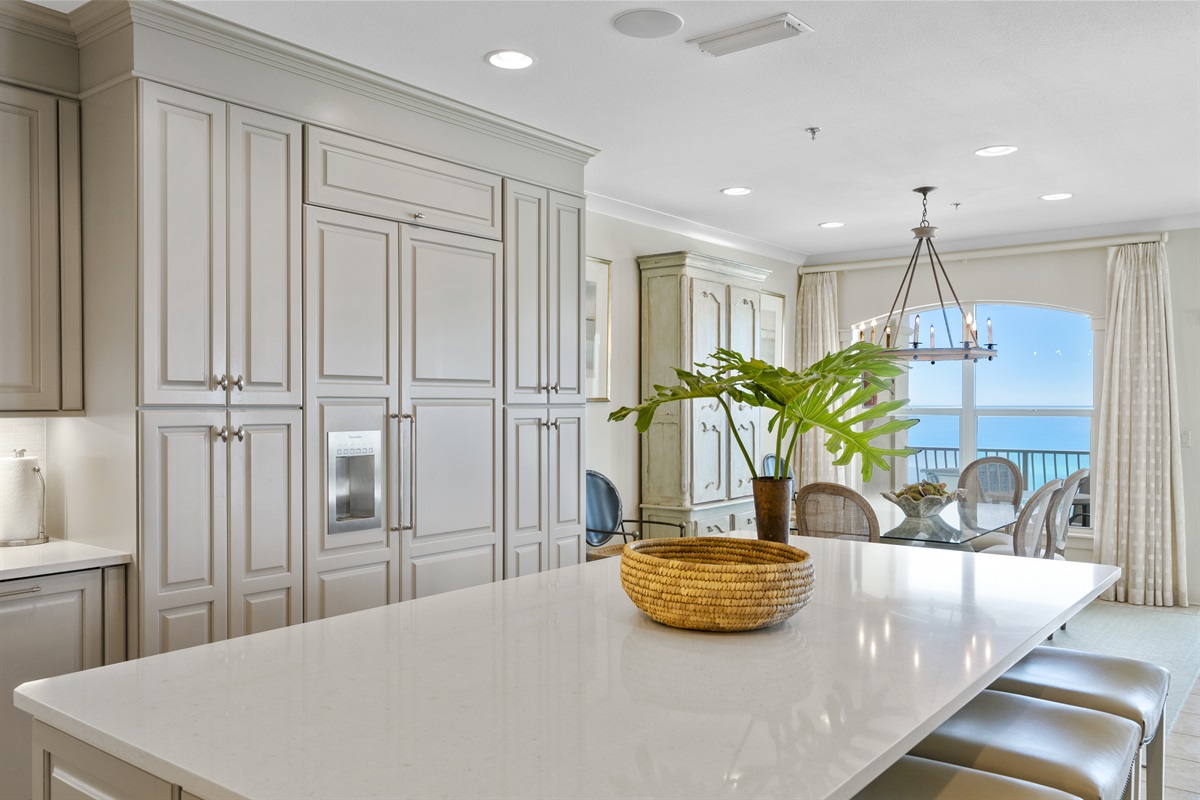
(870, 497, 1019, 550)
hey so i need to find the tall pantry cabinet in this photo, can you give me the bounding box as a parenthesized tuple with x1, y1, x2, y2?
(503, 182, 587, 577)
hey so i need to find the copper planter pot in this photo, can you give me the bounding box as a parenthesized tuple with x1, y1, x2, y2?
(752, 477, 793, 544)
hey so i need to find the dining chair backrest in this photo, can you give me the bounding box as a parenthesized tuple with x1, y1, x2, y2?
(1045, 468, 1089, 559)
(958, 457, 1023, 510)
(762, 452, 795, 481)
(1012, 479, 1064, 558)
(795, 482, 880, 543)
(585, 470, 623, 546)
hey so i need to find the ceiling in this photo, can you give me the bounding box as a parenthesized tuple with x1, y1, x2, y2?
(32, 1, 1200, 263)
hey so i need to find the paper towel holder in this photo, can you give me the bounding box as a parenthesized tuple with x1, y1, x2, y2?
(0, 449, 48, 547)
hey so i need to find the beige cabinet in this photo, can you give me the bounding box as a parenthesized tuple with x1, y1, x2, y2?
(141, 83, 301, 407)
(141, 408, 303, 654)
(32, 722, 173, 800)
(400, 226, 504, 599)
(0, 83, 81, 413)
(303, 206, 400, 620)
(305, 126, 502, 240)
(504, 181, 585, 406)
(548, 407, 586, 569)
(1, 571, 102, 800)
(637, 252, 769, 535)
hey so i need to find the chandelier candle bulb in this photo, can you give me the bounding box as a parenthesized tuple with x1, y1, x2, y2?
(971, 322, 979, 346)
(987, 318, 992, 345)
(884, 325, 892, 347)
(913, 314, 920, 345)
(930, 325, 935, 349)
(870, 319, 877, 344)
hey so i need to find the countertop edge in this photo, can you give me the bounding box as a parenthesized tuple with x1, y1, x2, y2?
(0, 540, 132, 582)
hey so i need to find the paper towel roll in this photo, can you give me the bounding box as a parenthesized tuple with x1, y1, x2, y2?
(1, 456, 43, 541)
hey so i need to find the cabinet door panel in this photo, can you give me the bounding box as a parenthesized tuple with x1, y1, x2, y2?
(402, 226, 502, 393)
(549, 408, 585, 569)
(228, 106, 302, 406)
(229, 409, 302, 637)
(548, 192, 584, 404)
(401, 398, 501, 598)
(140, 410, 228, 655)
(504, 408, 548, 577)
(690, 280, 727, 504)
(729, 288, 760, 498)
(0, 85, 60, 411)
(0, 571, 101, 800)
(304, 398, 397, 620)
(304, 206, 399, 392)
(409, 545, 497, 600)
(504, 181, 547, 404)
(305, 126, 502, 239)
(140, 83, 227, 405)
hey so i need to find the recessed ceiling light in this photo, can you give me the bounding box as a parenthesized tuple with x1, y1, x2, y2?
(721, 187, 752, 196)
(613, 9, 684, 39)
(487, 50, 535, 70)
(818, 222, 844, 228)
(1040, 193, 1074, 201)
(974, 145, 1018, 157)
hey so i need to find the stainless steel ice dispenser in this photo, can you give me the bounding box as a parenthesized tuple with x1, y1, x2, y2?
(327, 431, 383, 534)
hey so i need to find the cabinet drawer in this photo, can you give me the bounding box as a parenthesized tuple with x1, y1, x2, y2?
(694, 513, 735, 538)
(306, 127, 502, 239)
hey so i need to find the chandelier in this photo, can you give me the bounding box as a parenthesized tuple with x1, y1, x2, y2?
(854, 187, 997, 363)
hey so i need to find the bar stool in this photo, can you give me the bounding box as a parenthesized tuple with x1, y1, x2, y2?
(910, 689, 1141, 800)
(853, 755, 1081, 800)
(990, 646, 1170, 800)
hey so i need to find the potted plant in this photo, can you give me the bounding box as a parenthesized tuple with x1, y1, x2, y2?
(609, 342, 917, 543)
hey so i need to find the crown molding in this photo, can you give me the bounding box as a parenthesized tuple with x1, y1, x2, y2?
(587, 192, 808, 265)
(636, 250, 773, 283)
(89, 0, 596, 165)
(0, 0, 75, 46)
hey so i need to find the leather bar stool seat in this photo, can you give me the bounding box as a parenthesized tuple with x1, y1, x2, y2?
(990, 646, 1170, 800)
(911, 689, 1141, 800)
(853, 755, 1081, 800)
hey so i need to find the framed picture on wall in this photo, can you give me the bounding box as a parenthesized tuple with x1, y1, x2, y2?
(585, 257, 612, 402)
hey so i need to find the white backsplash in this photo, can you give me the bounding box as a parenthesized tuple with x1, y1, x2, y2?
(1, 419, 47, 469)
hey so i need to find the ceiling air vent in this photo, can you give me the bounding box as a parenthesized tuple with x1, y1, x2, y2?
(687, 13, 813, 57)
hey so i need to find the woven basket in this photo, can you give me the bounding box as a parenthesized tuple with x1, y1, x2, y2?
(619, 537, 815, 632)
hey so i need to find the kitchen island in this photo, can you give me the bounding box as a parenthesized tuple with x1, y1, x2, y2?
(15, 536, 1119, 799)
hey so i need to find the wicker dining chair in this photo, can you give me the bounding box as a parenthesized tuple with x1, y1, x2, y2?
(794, 482, 880, 543)
(980, 478, 1063, 558)
(960, 457, 1023, 552)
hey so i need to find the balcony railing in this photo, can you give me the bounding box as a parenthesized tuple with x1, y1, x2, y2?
(908, 446, 1090, 491)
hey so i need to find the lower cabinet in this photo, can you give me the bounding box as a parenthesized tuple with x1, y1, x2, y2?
(140, 408, 302, 655)
(504, 406, 585, 578)
(643, 499, 757, 538)
(2, 567, 126, 800)
(32, 722, 172, 800)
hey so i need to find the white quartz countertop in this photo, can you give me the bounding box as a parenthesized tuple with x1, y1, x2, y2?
(15, 536, 1119, 800)
(0, 539, 130, 582)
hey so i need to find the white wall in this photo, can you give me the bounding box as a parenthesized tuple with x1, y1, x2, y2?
(833, 227, 1200, 593)
(584, 211, 799, 516)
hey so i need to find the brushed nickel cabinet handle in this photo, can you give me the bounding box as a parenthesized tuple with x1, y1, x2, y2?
(550, 420, 560, 430)
(0, 585, 41, 598)
(413, 212, 426, 220)
(233, 375, 245, 391)
(234, 426, 245, 442)
(402, 412, 416, 531)
(552, 382, 560, 394)
(214, 373, 229, 391)
(214, 426, 229, 443)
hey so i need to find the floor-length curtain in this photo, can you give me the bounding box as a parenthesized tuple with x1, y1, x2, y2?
(1095, 241, 1188, 606)
(793, 271, 861, 491)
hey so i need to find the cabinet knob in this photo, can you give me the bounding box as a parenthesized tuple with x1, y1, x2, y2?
(214, 426, 229, 443)
(550, 420, 560, 430)
(551, 382, 560, 394)
(214, 373, 229, 391)
(540, 421, 550, 429)
(234, 426, 245, 442)
(412, 212, 426, 220)
(234, 375, 245, 391)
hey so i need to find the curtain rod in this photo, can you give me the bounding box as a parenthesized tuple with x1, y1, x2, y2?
(799, 231, 1170, 274)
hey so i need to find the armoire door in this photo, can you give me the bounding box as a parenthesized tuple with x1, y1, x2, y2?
(227, 105, 302, 406)
(140, 410, 228, 655)
(400, 225, 503, 599)
(547, 191, 585, 404)
(690, 279, 727, 504)
(548, 407, 585, 569)
(504, 180, 548, 404)
(140, 82, 227, 406)
(228, 409, 303, 637)
(505, 408, 548, 578)
(729, 287, 760, 497)
(0, 84, 60, 411)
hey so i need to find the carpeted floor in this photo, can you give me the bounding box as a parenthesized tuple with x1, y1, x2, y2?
(1045, 599, 1200, 732)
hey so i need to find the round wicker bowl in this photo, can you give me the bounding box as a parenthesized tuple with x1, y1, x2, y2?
(619, 537, 815, 632)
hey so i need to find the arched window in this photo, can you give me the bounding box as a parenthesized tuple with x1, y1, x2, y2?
(901, 303, 1093, 523)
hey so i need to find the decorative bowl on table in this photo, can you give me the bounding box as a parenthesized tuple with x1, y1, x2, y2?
(882, 483, 966, 518)
(618, 537, 815, 632)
